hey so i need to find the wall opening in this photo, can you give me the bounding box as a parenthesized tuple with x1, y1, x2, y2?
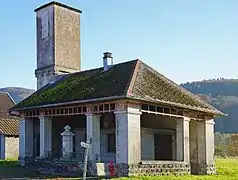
(141, 113, 176, 161)
(52, 115, 86, 159)
(154, 133, 173, 160)
(100, 112, 116, 162)
(33, 118, 40, 157)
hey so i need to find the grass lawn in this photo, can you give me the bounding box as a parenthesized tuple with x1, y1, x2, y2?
(0, 159, 43, 178)
(0, 158, 238, 179)
(113, 158, 238, 180)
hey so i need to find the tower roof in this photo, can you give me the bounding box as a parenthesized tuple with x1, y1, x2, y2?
(34, 1, 82, 13)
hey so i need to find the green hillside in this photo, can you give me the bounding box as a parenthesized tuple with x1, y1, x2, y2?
(181, 79, 238, 133)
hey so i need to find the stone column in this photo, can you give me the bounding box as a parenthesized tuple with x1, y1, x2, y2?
(197, 119, 215, 174)
(114, 104, 141, 164)
(61, 125, 75, 158)
(40, 116, 52, 158)
(176, 117, 190, 163)
(19, 118, 33, 165)
(86, 113, 100, 162)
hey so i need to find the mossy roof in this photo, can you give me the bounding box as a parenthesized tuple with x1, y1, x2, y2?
(11, 59, 223, 115)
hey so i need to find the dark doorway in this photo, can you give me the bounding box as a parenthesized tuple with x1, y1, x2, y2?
(33, 119, 40, 157)
(154, 134, 173, 160)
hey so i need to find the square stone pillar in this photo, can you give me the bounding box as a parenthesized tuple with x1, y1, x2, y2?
(40, 116, 52, 158)
(86, 113, 100, 162)
(19, 118, 33, 165)
(61, 125, 75, 158)
(114, 104, 141, 164)
(176, 117, 190, 163)
(197, 119, 215, 174)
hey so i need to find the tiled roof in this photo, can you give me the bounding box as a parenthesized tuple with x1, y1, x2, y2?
(0, 92, 15, 112)
(0, 117, 19, 136)
(129, 61, 223, 115)
(11, 60, 223, 115)
(0, 92, 19, 136)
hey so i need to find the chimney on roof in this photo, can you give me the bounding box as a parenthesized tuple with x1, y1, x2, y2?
(103, 52, 113, 71)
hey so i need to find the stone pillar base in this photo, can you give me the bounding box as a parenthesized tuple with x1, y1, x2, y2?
(18, 156, 26, 166)
(88, 162, 191, 177)
(197, 164, 216, 175)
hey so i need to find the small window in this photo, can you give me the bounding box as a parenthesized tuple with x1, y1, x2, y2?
(110, 103, 115, 110)
(107, 133, 116, 153)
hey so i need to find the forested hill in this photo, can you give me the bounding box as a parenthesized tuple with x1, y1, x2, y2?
(1, 81, 237, 133)
(181, 79, 238, 133)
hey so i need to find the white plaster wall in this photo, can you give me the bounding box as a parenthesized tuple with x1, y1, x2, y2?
(189, 121, 198, 164)
(141, 129, 154, 160)
(40, 117, 52, 157)
(36, 5, 55, 90)
(115, 108, 141, 164)
(19, 119, 33, 159)
(197, 121, 206, 165)
(5, 136, 19, 159)
(87, 114, 100, 161)
(205, 120, 215, 165)
(176, 117, 190, 163)
(36, 5, 54, 68)
(0, 135, 5, 159)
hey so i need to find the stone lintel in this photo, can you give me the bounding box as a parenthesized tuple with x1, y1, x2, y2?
(114, 102, 141, 115)
(183, 116, 190, 122)
(205, 119, 215, 125)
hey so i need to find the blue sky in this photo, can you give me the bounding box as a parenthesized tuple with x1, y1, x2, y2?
(0, 0, 237, 90)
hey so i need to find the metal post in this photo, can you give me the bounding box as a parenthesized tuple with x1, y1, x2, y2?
(82, 141, 90, 180)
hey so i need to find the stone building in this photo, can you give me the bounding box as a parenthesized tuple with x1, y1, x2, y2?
(10, 1, 225, 177)
(0, 92, 19, 159)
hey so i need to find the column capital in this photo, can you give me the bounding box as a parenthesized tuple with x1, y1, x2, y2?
(85, 112, 101, 117)
(114, 109, 142, 116)
(205, 119, 215, 125)
(183, 117, 191, 122)
(39, 115, 52, 120)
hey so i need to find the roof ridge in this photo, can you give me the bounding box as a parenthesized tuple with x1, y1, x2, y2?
(124, 59, 140, 96)
(64, 59, 139, 78)
(138, 61, 223, 115)
(0, 91, 16, 105)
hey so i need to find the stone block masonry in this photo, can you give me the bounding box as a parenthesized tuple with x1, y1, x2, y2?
(88, 162, 191, 177)
(25, 159, 192, 178)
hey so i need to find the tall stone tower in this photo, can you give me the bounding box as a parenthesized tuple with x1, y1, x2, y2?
(34, 1, 81, 89)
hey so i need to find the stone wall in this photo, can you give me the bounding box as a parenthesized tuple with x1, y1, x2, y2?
(25, 159, 215, 177)
(36, 5, 54, 69)
(25, 158, 83, 177)
(25, 159, 191, 178)
(54, 5, 80, 71)
(197, 164, 216, 175)
(89, 162, 191, 177)
(5, 136, 19, 159)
